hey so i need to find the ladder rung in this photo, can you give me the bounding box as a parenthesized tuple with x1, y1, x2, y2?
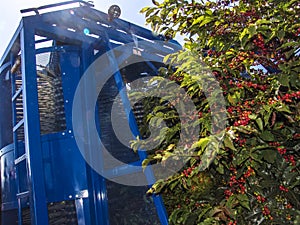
(14, 154, 27, 165)
(12, 87, 23, 102)
(13, 119, 24, 132)
(16, 191, 29, 199)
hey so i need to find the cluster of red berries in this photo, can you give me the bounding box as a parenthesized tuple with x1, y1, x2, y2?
(269, 143, 296, 166)
(296, 28, 300, 36)
(224, 189, 234, 198)
(228, 79, 267, 92)
(234, 137, 247, 147)
(269, 142, 281, 147)
(278, 91, 300, 103)
(256, 195, 266, 203)
(243, 81, 267, 91)
(268, 98, 278, 105)
(233, 110, 251, 126)
(227, 220, 237, 225)
(225, 167, 255, 197)
(293, 133, 300, 139)
(277, 147, 287, 155)
(182, 166, 195, 177)
(227, 106, 234, 114)
(262, 205, 272, 218)
(229, 52, 253, 69)
(253, 34, 267, 54)
(229, 176, 246, 194)
(283, 155, 296, 166)
(207, 49, 221, 57)
(279, 185, 289, 192)
(244, 166, 255, 178)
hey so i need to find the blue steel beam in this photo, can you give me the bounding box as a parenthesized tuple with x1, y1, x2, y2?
(20, 18, 49, 225)
(0, 21, 23, 67)
(74, 6, 177, 45)
(0, 62, 11, 74)
(34, 6, 180, 46)
(38, 9, 179, 53)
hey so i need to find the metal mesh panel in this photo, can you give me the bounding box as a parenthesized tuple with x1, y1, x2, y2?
(36, 51, 66, 134)
(97, 76, 140, 169)
(21, 200, 78, 225)
(106, 180, 160, 225)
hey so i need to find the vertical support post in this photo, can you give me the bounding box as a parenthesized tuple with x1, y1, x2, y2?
(20, 18, 49, 225)
(81, 43, 109, 225)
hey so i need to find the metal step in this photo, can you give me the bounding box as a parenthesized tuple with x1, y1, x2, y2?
(13, 118, 24, 132)
(16, 191, 30, 199)
(14, 154, 27, 165)
(12, 86, 23, 102)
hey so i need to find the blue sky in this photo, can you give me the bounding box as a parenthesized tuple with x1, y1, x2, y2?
(0, 0, 154, 57)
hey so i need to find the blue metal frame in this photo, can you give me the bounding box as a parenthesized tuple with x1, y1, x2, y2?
(20, 20, 49, 225)
(0, 2, 181, 225)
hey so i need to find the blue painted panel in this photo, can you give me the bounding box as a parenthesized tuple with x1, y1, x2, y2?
(41, 135, 88, 203)
(60, 48, 82, 130)
(1, 135, 88, 209)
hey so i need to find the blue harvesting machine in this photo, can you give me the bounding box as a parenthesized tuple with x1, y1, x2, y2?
(0, 1, 180, 224)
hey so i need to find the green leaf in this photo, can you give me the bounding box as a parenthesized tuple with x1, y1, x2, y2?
(191, 137, 210, 151)
(275, 104, 292, 113)
(192, 15, 204, 26)
(169, 208, 182, 224)
(142, 158, 151, 170)
(199, 16, 214, 27)
(260, 130, 275, 141)
(186, 213, 198, 225)
(216, 163, 225, 174)
(248, 114, 257, 120)
(236, 194, 251, 210)
(140, 6, 150, 13)
(151, 0, 160, 6)
(256, 118, 264, 131)
(162, 152, 173, 161)
(224, 135, 236, 150)
(264, 111, 272, 125)
(262, 149, 277, 163)
(228, 91, 240, 105)
(240, 28, 249, 42)
(277, 30, 285, 41)
(248, 24, 257, 38)
(278, 74, 290, 86)
(234, 153, 249, 166)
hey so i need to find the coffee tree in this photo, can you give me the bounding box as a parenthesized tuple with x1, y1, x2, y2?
(131, 0, 300, 224)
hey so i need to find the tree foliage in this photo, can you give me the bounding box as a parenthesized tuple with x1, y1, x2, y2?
(132, 0, 300, 224)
